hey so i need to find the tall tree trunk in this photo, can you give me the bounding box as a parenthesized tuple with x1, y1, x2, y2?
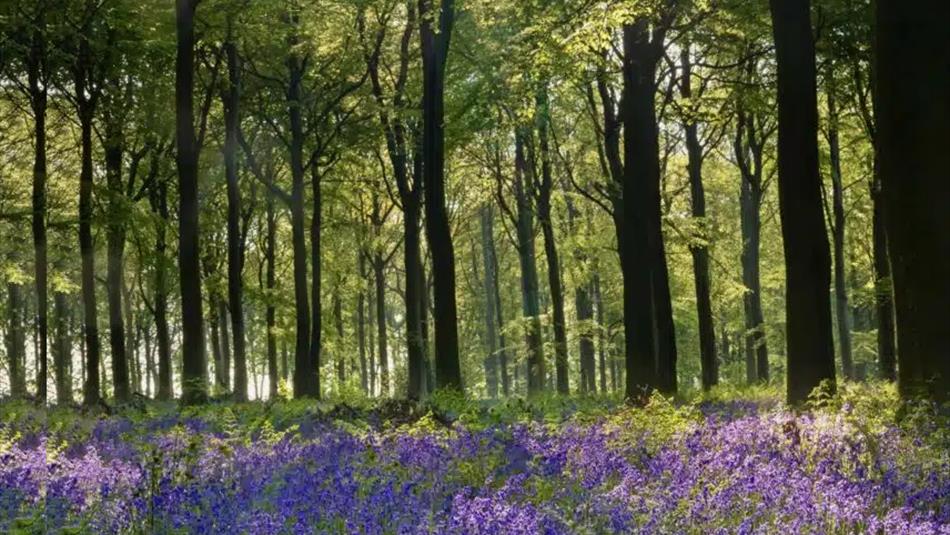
(265, 192, 279, 399)
(479, 205, 501, 398)
(680, 46, 717, 390)
(357, 252, 368, 394)
(735, 103, 770, 383)
(373, 255, 389, 396)
(105, 125, 130, 402)
(143, 320, 153, 398)
(535, 89, 570, 395)
(621, 20, 660, 401)
(150, 176, 173, 401)
(419, 0, 462, 391)
(403, 199, 426, 400)
(826, 83, 853, 380)
(593, 272, 607, 393)
(175, 0, 207, 404)
(209, 296, 222, 391)
(217, 298, 231, 390)
(309, 163, 322, 399)
(769, 0, 837, 404)
(27, 15, 49, 402)
(512, 131, 546, 395)
(77, 86, 102, 405)
(875, 0, 950, 402)
(222, 39, 248, 401)
(286, 30, 314, 398)
(333, 291, 345, 386)
(52, 286, 71, 404)
(123, 277, 138, 394)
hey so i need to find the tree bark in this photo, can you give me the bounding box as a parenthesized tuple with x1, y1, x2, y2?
(680, 47, 717, 390)
(535, 89, 570, 395)
(309, 162, 322, 399)
(175, 0, 207, 404)
(479, 205, 501, 398)
(27, 12, 49, 402)
(871, 181, 896, 381)
(826, 83, 854, 380)
(105, 122, 130, 402)
(769, 0, 837, 404)
(875, 0, 950, 402)
(222, 39, 248, 401)
(373, 253, 389, 396)
(77, 82, 102, 405)
(333, 291, 345, 386)
(419, 0, 462, 391)
(265, 192, 279, 399)
(149, 174, 173, 401)
(621, 21, 660, 401)
(357, 252, 368, 394)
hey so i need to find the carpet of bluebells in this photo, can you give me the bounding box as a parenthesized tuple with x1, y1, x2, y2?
(1, 384, 949, 534)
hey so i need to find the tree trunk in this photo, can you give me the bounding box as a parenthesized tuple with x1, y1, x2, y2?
(535, 90, 569, 395)
(52, 287, 71, 404)
(769, 0, 837, 404)
(680, 46, 717, 390)
(105, 126, 130, 402)
(265, 192, 279, 399)
(309, 163, 322, 399)
(123, 277, 138, 394)
(479, 205, 501, 398)
(150, 175, 173, 401)
(77, 91, 102, 405)
(222, 40, 248, 401)
(27, 17, 49, 402)
(826, 84, 853, 380)
(333, 291, 345, 386)
(875, 0, 950, 402)
(373, 255, 389, 396)
(209, 296, 222, 390)
(419, 0, 462, 391)
(512, 131, 546, 395)
(217, 298, 231, 390)
(286, 32, 314, 398)
(357, 252, 368, 394)
(403, 200, 425, 399)
(593, 273, 607, 393)
(621, 20, 660, 401)
(175, 0, 207, 404)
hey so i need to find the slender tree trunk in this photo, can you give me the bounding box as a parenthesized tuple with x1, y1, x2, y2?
(309, 163, 322, 399)
(419, 0, 462, 391)
(285, 34, 314, 398)
(593, 273, 607, 393)
(217, 298, 231, 390)
(333, 291, 345, 386)
(512, 131, 546, 395)
(222, 40, 248, 401)
(175, 0, 207, 404)
(357, 252, 368, 394)
(535, 90, 569, 395)
(680, 47, 717, 390)
(78, 95, 102, 405)
(826, 84, 853, 380)
(875, 0, 950, 401)
(27, 18, 49, 402)
(479, 205, 500, 398)
(123, 277, 138, 394)
(209, 297, 222, 391)
(265, 193, 279, 399)
(105, 127, 130, 402)
(769, 0, 837, 404)
(151, 177, 173, 401)
(52, 287, 71, 404)
(143, 320, 153, 398)
(373, 255, 389, 396)
(740, 175, 768, 383)
(404, 199, 426, 400)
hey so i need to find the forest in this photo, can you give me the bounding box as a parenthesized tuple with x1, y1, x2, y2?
(0, 0, 948, 533)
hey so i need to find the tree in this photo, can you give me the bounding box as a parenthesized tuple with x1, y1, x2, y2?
(768, 0, 836, 404)
(875, 0, 950, 402)
(419, 0, 462, 391)
(175, 0, 208, 404)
